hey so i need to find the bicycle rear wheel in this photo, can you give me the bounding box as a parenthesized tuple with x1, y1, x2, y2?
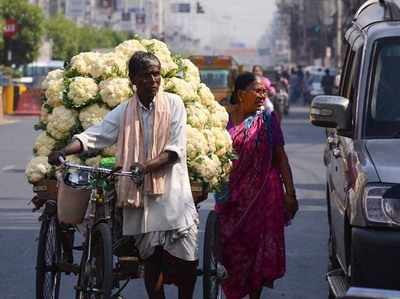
(76, 222, 113, 299)
(203, 210, 224, 299)
(36, 214, 61, 299)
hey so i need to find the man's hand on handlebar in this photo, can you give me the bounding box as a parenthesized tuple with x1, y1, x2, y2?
(130, 163, 146, 186)
(48, 151, 66, 166)
(48, 140, 83, 166)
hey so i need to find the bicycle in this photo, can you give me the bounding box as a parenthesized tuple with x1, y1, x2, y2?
(57, 157, 143, 299)
(33, 179, 79, 299)
(36, 155, 226, 299)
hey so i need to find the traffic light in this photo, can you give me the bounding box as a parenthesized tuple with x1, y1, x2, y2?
(196, 1, 205, 14)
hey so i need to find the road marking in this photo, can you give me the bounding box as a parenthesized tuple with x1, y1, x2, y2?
(2, 165, 15, 171)
(0, 226, 39, 231)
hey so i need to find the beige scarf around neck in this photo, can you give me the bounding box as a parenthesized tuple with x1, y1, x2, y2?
(116, 92, 171, 208)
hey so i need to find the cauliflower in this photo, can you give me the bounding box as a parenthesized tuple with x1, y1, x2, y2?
(65, 155, 83, 165)
(79, 104, 110, 130)
(45, 79, 64, 107)
(25, 156, 52, 183)
(102, 144, 117, 157)
(221, 160, 233, 180)
(70, 52, 101, 76)
(186, 126, 208, 160)
(207, 101, 229, 128)
(46, 106, 78, 140)
(182, 59, 200, 90)
(91, 52, 128, 79)
(99, 78, 133, 108)
(202, 129, 216, 154)
(85, 155, 103, 167)
(186, 102, 210, 129)
(164, 77, 199, 103)
(141, 39, 178, 76)
(190, 154, 221, 187)
(67, 77, 99, 107)
(33, 132, 57, 156)
(211, 127, 233, 157)
(41, 69, 64, 90)
(115, 39, 147, 59)
(198, 83, 215, 107)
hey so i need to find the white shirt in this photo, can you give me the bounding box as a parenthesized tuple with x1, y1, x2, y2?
(74, 92, 198, 235)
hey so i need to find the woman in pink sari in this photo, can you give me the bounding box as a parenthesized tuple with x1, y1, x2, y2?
(216, 72, 298, 299)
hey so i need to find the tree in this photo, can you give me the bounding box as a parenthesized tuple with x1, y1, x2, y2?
(46, 14, 130, 61)
(0, 0, 45, 66)
(45, 14, 80, 61)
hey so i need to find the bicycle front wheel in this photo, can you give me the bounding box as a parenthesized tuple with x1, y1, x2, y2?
(76, 222, 113, 299)
(36, 215, 61, 299)
(203, 210, 224, 299)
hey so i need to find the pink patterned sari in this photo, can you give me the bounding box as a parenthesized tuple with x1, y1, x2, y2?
(215, 111, 286, 299)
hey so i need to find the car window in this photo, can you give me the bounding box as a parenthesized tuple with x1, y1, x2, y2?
(199, 70, 229, 89)
(366, 38, 400, 138)
(340, 45, 362, 129)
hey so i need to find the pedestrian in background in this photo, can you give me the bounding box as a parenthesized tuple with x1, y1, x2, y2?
(217, 72, 298, 299)
(303, 71, 313, 105)
(252, 65, 275, 112)
(288, 67, 300, 104)
(321, 68, 335, 95)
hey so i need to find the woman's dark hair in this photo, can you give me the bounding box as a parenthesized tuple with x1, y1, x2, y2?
(230, 72, 257, 104)
(128, 51, 161, 78)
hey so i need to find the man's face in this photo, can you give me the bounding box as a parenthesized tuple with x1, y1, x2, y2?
(132, 63, 161, 98)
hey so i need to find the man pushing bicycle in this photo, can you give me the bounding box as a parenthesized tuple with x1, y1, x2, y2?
(49, 52, 199, 299)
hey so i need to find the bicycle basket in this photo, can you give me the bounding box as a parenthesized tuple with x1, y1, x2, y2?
(57, 171, 91, 225)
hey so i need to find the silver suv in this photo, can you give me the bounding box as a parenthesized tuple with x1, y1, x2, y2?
(310, 0, 400, 298)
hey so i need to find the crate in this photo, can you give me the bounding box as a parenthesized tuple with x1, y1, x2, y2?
(32, 179, 58, 201)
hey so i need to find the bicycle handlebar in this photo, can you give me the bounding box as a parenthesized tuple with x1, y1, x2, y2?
(58, 156, 139, 179)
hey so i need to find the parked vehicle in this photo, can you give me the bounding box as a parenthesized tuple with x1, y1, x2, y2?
(20, 60, 64, 89)
(308, 73, 325, 98)
(189, 55, 242, 102)
(310, 1, 400, 297)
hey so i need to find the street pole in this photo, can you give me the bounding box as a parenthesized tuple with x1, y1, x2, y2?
(158, 0, 164, 38)
(336, 0, 343, 68)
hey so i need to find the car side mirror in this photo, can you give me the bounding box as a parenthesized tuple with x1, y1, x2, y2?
(310, 95, 351, 130)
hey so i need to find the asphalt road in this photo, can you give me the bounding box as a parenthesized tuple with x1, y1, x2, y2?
(0, 106, 328, 299)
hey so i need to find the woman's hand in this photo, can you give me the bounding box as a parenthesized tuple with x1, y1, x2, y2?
(284, 193, 299, 219)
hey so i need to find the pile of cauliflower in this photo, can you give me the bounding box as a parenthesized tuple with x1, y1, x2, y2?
(26, 38, 234, 191)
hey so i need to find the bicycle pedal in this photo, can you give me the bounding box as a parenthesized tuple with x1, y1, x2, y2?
(73, 245, 83, 251)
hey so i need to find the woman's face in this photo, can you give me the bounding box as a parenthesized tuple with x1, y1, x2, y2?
(239, 79, 267, 115)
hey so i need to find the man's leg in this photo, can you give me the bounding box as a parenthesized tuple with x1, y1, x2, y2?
(163, 250, 198, 299)
(144, 246, 166, 299)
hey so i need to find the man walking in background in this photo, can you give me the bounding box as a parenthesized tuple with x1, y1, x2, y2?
(321, 68, 335, 95)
